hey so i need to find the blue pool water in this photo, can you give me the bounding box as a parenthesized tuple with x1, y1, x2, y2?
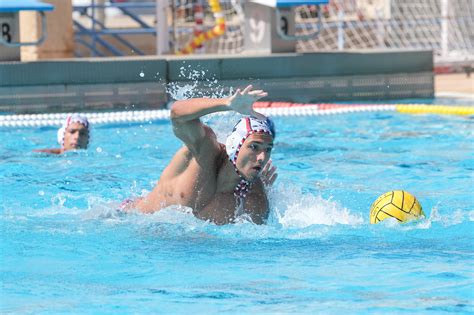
(1, 109, 473, 313)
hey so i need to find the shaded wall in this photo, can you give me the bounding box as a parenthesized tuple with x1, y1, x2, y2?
(0, 51, 433, 113)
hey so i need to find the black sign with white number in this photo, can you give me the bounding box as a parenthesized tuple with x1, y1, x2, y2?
(1, 23, 12, 42)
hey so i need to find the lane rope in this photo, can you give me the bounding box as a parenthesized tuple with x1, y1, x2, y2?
(0, 103, 472, 128)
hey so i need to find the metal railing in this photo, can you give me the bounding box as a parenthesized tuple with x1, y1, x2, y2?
(73, 0, 157, 57)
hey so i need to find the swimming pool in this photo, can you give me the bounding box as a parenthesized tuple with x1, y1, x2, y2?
(1, 104, 473, 313)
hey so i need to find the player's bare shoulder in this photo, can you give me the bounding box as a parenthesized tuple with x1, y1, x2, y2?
(192, 125, 222, 163)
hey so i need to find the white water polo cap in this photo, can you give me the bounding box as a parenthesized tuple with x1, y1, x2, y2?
(57, 114, 90, 147)
(225, 116, 275, 164)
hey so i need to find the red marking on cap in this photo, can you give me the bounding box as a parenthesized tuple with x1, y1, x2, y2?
(245, 117, 251, 133)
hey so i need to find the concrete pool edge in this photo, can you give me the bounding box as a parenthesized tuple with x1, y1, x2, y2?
(0, 51, 434, 114)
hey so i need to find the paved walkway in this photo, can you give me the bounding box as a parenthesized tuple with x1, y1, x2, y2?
(435, 73, 473, 95)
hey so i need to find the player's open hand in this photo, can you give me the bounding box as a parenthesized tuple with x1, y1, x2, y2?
(227, 85, 267, 120)
(260, 159, 278, 188)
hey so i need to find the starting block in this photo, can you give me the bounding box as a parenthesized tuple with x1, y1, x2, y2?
(244, 0, 328, 53)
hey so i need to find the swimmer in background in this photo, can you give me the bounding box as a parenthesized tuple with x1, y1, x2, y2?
(34, 114, 90, 155)
(126, 85, 277, 225)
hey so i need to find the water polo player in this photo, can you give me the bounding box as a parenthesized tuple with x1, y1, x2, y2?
(130, 85, 277, 225)
(34, 114, 90, 154)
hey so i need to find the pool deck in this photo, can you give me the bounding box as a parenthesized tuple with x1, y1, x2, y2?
(435, 73, 473, 96)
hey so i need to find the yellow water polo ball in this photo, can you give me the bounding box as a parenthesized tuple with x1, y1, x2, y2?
(370, 190, 425, 224)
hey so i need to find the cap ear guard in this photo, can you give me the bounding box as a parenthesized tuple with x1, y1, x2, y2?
(265, 117, 276, 138)
(225, 130, 242, 161)
(57, 126, 66, 146)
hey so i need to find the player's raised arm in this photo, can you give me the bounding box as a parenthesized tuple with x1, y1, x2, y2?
(170, 97, 229, 147)
(170, 85, 268, 149)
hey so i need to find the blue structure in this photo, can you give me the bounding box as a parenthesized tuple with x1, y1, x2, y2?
(0, 0, 54, 60)
(0, 0, 53, 12)
(73, 1, 156, 57)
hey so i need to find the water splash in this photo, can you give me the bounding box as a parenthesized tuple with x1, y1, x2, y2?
(167, 82, 199, 100)
(167, 66, 231, 101)
(426, 205, 474, 226)
(165, 65, 242, 143)
(268, 183, 364, 228)
(368, 202, 474, 232)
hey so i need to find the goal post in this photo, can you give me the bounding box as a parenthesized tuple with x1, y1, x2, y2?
(168, 0, 472, 64)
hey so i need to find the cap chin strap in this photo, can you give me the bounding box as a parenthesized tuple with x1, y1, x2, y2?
(231, 163, 252, 199)
(228, 129, 255, 200)
(231, 161, 252, 219)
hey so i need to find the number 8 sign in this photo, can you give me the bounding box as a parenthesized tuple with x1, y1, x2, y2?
(0, 14, 15, 43)
(2, 22, 12, 42)
(0, 14, 20, 60)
